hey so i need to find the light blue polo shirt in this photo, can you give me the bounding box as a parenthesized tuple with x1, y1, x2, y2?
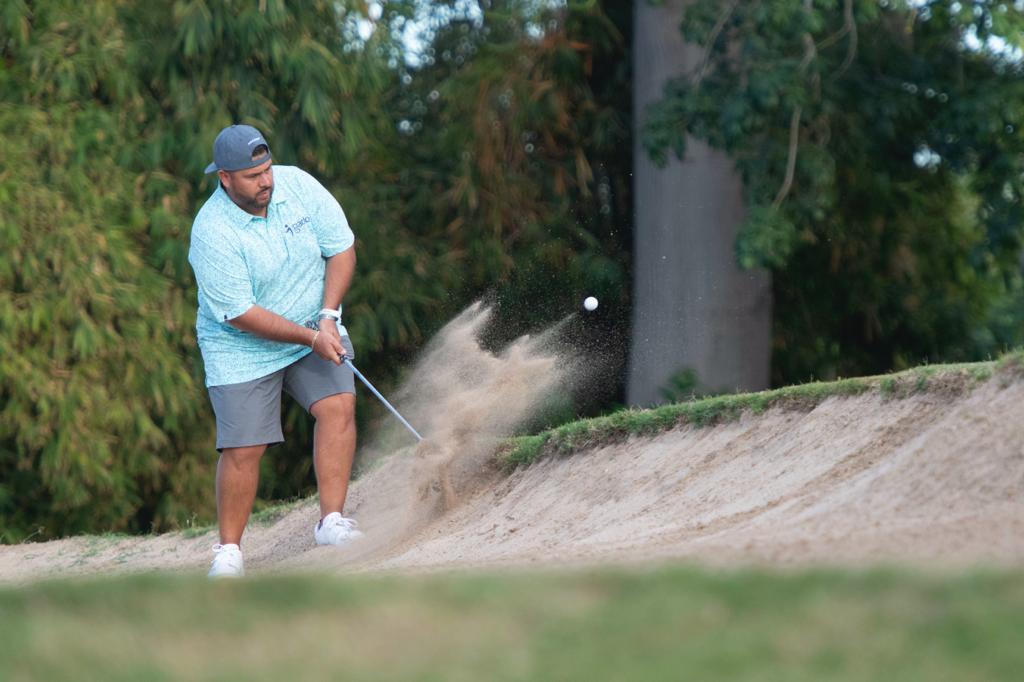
(188, 165, 355, 387)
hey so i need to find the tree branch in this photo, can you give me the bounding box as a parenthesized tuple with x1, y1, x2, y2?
(773, 104, 803, 208)
(829, 0, 858, 83)
(694, 0, 739, 86)
(774, 2, 817, 208)
(817, 0, 851, 51)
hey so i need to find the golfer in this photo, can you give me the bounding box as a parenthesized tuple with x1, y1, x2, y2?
(189, 124, 362, 578)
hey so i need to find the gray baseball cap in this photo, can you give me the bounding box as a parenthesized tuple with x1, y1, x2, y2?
(204, 124, 272, 174)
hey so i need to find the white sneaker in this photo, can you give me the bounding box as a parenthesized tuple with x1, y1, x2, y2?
(208, 543, 244, 578)
(314, 512, 364, 546)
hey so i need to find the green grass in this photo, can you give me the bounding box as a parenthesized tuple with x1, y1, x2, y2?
(0, 566, 1022, 681)
(501, 356, 1013, 469)
(179, 497, 308, 539)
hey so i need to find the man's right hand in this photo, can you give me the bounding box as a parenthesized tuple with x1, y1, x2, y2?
(312, 326, 346, 365)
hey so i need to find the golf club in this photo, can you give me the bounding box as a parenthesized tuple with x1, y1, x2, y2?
(343, 357, 423, 443)
(332, 321, 423, 442)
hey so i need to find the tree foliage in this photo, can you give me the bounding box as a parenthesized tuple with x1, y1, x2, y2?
(0, 1, 214, 539)
(380, 2, 632, 341)
(644, 0, 1024, 381)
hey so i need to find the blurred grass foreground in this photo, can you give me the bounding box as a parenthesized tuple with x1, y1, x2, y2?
(1, 566, 1023, 681)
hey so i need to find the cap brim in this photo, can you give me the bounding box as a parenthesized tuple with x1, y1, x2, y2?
(204, 162, 219, 174)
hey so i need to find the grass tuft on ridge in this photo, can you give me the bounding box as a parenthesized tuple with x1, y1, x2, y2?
(500, 356, 1014, 469)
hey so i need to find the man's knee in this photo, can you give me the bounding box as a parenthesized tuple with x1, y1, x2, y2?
(310, 392, 356, 428)
(219, 444, 266, 470)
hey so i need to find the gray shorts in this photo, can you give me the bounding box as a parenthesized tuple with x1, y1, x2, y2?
(208, 341, 355, 451)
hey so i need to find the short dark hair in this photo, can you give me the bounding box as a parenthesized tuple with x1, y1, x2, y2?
(251, 144, 269, 161)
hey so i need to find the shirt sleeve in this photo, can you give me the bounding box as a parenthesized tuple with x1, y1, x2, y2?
(188, 225, 255, 323)
(296, 168, 356, 258)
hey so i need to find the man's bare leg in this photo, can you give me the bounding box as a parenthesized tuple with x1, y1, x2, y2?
(310, 393, 357, 518)
(216, 444, 267, 545)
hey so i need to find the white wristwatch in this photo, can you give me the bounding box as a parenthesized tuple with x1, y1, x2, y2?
(318, 307, 341, 321)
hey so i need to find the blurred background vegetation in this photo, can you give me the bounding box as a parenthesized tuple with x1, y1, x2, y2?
(0, 0, 1021, 541)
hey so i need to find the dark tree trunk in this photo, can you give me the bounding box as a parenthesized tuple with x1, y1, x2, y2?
(628, 0, 772, 406)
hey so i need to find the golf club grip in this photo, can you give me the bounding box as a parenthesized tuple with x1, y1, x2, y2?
(335, 321, 355, 362)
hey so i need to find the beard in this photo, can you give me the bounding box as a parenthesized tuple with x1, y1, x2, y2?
(232, 185, 273, 214)
(251, 186, 272, 209)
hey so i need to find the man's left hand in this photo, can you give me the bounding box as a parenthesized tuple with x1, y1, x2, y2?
(317, 318, 346, 364)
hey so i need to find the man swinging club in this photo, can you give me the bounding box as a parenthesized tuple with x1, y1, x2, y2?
(189, 124, 362, 578)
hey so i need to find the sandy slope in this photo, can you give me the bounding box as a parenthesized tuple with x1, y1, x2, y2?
(2, 307, 1022, 584)
(2, 375, 1022, 584)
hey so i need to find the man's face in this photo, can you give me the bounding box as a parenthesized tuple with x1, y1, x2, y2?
(219, 157, 274, 216)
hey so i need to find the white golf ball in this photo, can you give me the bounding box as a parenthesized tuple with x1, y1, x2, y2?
(583, 296, 599, 311)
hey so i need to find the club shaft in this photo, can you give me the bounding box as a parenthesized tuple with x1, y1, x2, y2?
(344, 358, 423, 442)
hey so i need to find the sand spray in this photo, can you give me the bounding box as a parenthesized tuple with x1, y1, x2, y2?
(336, 302, 585, 563)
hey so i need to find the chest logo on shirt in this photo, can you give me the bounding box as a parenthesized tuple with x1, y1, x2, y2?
(284, 216, 311, 235)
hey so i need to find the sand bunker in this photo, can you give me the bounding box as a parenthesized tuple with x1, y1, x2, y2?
(1, 306, 1023, 583)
